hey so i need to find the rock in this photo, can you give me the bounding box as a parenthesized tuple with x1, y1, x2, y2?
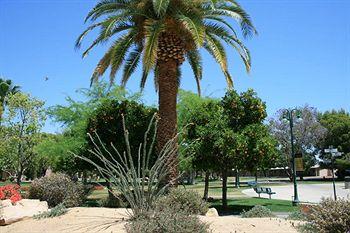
(0, 200, 12, 207)
(205, 208, 219, 217)
(0, 199, 48, 225)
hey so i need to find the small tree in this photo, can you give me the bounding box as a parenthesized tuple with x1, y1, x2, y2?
(319, 110, 350, 178)
(0, 92, 45, 185)
(269, 105, 327, 180)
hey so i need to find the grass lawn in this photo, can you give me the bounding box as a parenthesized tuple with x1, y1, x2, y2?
(210, 197, 299, 215)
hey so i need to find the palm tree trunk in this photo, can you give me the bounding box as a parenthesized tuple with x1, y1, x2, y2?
(156, 59, 179, 187)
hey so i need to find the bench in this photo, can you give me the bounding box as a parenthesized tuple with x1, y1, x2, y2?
(253, 187, 276, 199)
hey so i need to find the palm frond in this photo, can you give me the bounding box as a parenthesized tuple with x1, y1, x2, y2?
(186, 50, 202, 95)
(204, 33, 233, 88)
(121, 45, 143, 87)
(205, 22, 251, 72)
(84, 0, 130, 22)
(152, 0, 170, 17)
(141, 19, 164, 89)
(109, 32, 136, 83)
(213, 4, 257, 38)
(177, 14, 205, 47)
(82, 22, 133, 58)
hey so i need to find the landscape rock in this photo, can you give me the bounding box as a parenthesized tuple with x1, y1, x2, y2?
(0, 199, 48, 225)
(205, 207, 219, 217)
(0, 200, 12, 207)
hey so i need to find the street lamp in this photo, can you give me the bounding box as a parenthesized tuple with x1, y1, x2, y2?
(324, 146, 342, 201)
(282, 108, 302, 206)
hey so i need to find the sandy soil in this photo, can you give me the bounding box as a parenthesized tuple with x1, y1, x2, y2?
(1, 207, 299, 233)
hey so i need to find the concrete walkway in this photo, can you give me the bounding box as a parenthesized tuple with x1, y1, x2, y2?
(242, 183, 350, 203)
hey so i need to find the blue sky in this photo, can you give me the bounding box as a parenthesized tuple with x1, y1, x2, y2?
(1, 0, 349, 133)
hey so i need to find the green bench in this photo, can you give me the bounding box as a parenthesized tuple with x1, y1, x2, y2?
(253, 187, 276, 199)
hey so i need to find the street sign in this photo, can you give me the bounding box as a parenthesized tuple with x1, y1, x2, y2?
(295, 153, 304, 172)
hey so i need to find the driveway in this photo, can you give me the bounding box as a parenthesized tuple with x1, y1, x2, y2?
(242, 183, 350, 203)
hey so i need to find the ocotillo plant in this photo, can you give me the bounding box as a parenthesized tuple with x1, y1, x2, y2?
(75, 114, 179, 218)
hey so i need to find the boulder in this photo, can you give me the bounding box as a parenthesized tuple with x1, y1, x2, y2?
(205, 207, 219, 217)
(0, 199, 48, 225)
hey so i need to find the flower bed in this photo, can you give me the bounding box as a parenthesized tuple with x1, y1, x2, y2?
(0, 185, 22, 204)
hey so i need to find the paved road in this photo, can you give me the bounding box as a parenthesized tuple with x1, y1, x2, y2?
(242, 183, 350, 203)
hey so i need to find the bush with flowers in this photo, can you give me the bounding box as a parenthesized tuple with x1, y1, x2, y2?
(0, 184, 22, 204)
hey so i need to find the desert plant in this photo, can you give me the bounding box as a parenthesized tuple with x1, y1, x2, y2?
(28, 173, 86, 207)
(304, 198, 350, 233)
(287, 209, 307, 221)
(241, 205, 276, 218)
(75, 114, 179, 218)
(98, 193, 129, 208)
(156, 188, 209, 215)
(125, 203, 210, 233)
(33, 203, 67, 219)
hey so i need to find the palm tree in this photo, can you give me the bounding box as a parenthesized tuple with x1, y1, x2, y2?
(0, 78, 20, 124)
(76, 0, 256, 185)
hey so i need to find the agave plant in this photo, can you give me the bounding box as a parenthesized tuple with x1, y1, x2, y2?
(76, 0, 256, 184)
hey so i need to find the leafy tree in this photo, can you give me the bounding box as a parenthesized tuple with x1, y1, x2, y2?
(0, 92, 45, 185)
(219, 89, 276, 206)
(76, 0, 256, 184)
(40, 82, 142, 175)
(269, 105, 327, 180)
(85, 99, 157, 167)
(319, 110, 350, 178)
(0, 78, 20, 124)
(178, 93, 222, 200)
(179, 89, 276, 208)
(240, 124, 278, 179)
(319, 110, 350, 153)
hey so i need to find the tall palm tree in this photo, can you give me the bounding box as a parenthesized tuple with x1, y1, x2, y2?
(0, 78, 20, 124)
(76, 0, 256, 185)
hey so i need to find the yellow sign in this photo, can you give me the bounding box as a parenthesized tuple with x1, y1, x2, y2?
(295, 157, 304, 172)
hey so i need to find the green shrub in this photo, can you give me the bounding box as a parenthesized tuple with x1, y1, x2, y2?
(287, 210, 307, 221)
(156, 189, 209, 215)
(241, 205, 276, 218)
(28, 173, 86, 207)
(33, 203, 67, 219)
(304, 198, 350, 233)
(98, 193, 128, 208)
(125, 204, 210, 233)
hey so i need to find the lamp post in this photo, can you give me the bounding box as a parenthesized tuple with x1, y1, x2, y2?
(324, 146, 342, 201)
(282, 108, 301, 206)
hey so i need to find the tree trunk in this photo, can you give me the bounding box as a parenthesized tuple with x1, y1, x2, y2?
(203, 171, 210, 200)
(16, 171, 22, 186)
(235, 169, 240, 188)
(222, 169, 228, 208)
(255, 172, 258, 182)
(156, 59, 179, 187)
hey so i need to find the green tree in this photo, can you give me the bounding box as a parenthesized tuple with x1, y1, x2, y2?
(179, 89, 276, 208)
(84, 99, 157, 198)
(41, 82, 142, 175)
(269, 106, 327, 180)
(178, 91, 222, 199)
(0, 92, 45, 185)
(76, 0, 256, 184)
(241, 124, 278, 180)
(319, 110, 350, 178)
(0, 78, 20, 124)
